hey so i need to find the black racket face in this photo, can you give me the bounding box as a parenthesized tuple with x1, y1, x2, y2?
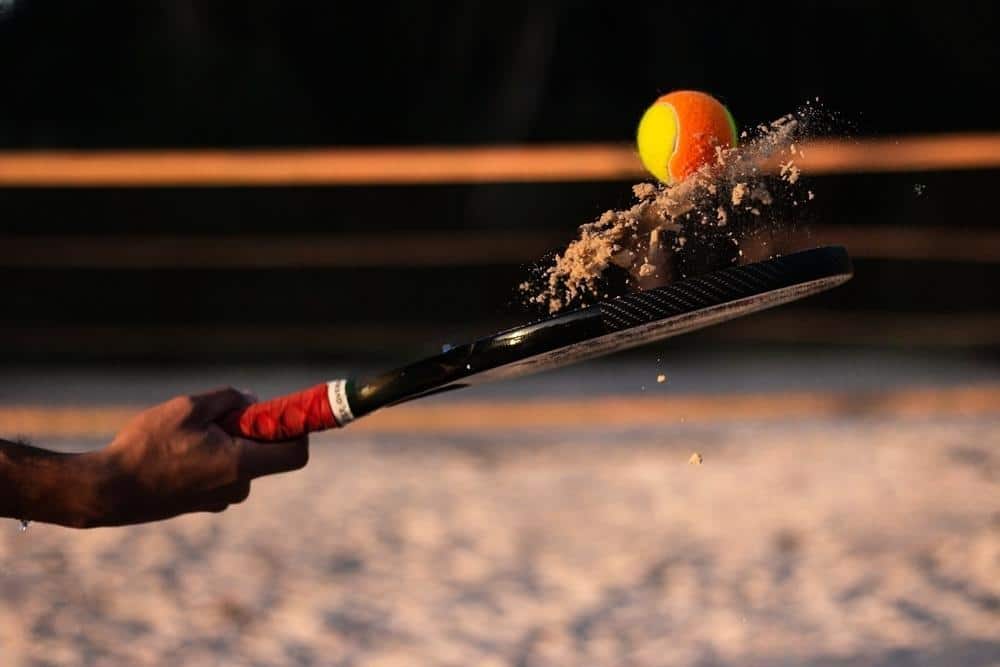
(349, 246, 852, 416)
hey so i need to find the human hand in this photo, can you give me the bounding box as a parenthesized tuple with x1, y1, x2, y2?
(12, 387, 310, 528)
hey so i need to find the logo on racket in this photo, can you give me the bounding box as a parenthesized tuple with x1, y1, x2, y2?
(327, 379, 355, 426)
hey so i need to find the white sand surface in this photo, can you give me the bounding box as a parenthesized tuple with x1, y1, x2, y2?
(2, 412, 998, 666)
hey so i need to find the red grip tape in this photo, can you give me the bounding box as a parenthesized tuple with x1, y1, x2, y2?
(225, 383, 337, 441)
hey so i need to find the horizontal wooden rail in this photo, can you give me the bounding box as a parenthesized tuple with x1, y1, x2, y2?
(1, 225, 998, 267)
(0, 134, 998, 187)
(3, 384, 999, 440)
(0, 144, 640, 186)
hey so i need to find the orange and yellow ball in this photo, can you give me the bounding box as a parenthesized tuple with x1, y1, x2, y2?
(636, 90, 738, 184)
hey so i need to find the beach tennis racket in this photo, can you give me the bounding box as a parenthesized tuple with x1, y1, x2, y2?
(223, 245, 852, 441)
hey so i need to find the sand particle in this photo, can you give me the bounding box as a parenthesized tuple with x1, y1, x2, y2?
(731, 182, 748, 206)
(522, 110, 814, 313)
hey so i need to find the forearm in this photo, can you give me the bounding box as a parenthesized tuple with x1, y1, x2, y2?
(0, 439, 106, 528)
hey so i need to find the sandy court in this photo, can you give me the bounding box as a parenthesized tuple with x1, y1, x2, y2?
(1, 371, 998, 666)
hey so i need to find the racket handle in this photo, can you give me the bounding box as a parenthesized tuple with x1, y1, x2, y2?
(221, 380, 355, 441)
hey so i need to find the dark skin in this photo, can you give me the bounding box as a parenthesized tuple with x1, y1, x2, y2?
(0, 387, 308, 528)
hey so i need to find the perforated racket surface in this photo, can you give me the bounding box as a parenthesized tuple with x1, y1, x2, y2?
(224, 246, 852, 440)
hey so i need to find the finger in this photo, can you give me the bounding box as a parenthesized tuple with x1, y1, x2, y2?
(194, 480, 253, 506)
(224, 479, 252, 505)
(98, 506, 189, 527)
(95, 482, 250, 526)
(138, 491, 238, 520)
(238, 388, 259, 404)
(193, 502, 230, 514)
(236, 436, 310, 479)
(101, 501, 216, 526)
(189, 386, 256, 425)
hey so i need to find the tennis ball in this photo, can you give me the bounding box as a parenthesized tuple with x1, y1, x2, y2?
(636, 90, 738, 184)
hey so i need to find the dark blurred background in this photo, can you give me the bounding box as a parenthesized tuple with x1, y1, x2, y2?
(1, 1, 998, 363)
(3, 7, 1000, 665)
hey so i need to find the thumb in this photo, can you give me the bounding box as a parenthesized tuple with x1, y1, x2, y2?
(189, 386, 256, 424)
(236, 436, 310, 479)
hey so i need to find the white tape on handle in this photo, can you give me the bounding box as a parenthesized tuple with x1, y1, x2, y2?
(327, 379, 355, 426)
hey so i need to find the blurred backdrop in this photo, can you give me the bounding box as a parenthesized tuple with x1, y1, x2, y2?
(0, 1, 998, 363)
(2, 4, 1000, 667)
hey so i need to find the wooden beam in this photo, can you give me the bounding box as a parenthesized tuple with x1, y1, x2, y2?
(0, 134, 998, 187)
(3, 384, 999, 439)
(0, 225, 998, 268)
